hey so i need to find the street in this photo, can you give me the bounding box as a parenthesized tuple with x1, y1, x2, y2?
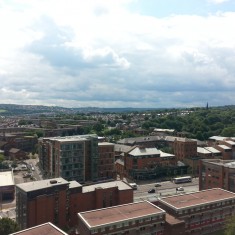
(134, 178, 199, 202)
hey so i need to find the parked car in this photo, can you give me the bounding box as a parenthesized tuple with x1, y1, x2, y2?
(23, 173, 33, 178)
(155, 183, 162, 187)
(148, 189, 156, 193)
(176, 187, 184, 191)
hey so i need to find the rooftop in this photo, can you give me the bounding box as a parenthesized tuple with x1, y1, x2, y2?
(42, 134, 98, 142)
(204, 147, 221, 154)
(217, 144, 232, 150)
(159, 188, 235, 210)
(209, 136, 227, 141)
(83, 180, 132, 193)
(114, 144, 135, 153)
(224, 140, 235, 146)
(16, 178, 68, 192)
(78, 201, 165, 228)
(10, 222, 68, 235)
(129, 147, 160, 156)
(197, 147, 211, 154)
(202, 159, 235, 168)
(0, 171, 14, 187)
(98, 142, 114, 146)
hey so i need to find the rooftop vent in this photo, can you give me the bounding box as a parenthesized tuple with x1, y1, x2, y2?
(50, 180, 57, 184)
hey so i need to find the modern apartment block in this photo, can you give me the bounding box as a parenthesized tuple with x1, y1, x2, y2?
(38, 134, 99, 182)
(98, 142, 115, 179)
(158, 188, 235, 235)
(173, 138, 197, 161)
(199, 159, 235, 192)
(15, 178, 133, 230)
(77, 201, 166, 235)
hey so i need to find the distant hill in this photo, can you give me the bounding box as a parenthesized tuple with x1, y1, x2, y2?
(0, 104, 160, 116)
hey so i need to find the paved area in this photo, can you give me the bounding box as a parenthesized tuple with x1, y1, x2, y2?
(0, 156, 42, 220)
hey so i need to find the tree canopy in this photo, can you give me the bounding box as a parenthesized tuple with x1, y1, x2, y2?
(0, 217, 20, 235)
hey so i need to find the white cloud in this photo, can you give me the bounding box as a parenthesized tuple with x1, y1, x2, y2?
(0, 0, 235, 108)
(208, 0, 229, 4)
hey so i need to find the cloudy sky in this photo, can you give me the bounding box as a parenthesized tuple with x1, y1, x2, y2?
(0, 0, 235, 108)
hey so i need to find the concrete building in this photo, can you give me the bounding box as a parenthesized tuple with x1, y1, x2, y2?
(0, 170, 15, 202)
(199, 159, 235, 192)
(77, 201, 165, 235)
(38, 134, 99, 182)
(15, 178, 133, 230)
(10, 222, 68, 235)
(158, 188, 235, 235)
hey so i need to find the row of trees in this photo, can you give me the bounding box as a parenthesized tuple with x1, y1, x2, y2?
(142, 106, 235, 140)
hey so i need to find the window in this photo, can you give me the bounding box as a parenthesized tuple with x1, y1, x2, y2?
(91, 229, 98, 234)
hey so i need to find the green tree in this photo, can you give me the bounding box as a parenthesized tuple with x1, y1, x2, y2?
(0, 154, 5, 163)
(0, 217, 20, 235)
(225, 215, 235, 235)
(221, 126, 235, 137)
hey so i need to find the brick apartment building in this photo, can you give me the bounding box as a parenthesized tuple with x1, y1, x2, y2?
(15, 178, 133, 230)
(124, 146, 176, 180)
(38, 135, 100, 182)
(214, 144, 233, 160)
(199, 159, 235, 192)
(173, 138, 197, 161)
(10, 222, 68, 235)
(157, 188, 235, 235)
(98, 142, 115, 179)
(220, 140, 235, 159)
(77, 201, 166, 235)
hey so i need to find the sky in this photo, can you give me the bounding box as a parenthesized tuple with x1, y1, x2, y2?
(0, 0, 235, 108)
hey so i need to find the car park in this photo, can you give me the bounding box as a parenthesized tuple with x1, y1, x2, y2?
(148, 189, 156, 193)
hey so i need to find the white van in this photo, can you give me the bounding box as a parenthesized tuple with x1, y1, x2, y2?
(129, 183, 138, 190)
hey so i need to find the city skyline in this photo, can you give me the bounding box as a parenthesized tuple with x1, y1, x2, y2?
(0, 0, 235, 108)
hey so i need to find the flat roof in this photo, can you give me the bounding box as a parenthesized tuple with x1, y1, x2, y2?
(159, 188, 235, 210)
(98, 142, 114, 146)
(197, 147, 211, 154)
(204, 147, 221, 154)
(202, 159, 235, 168)
(16, 178, 68, 192)
(78, 201, 165, 228)
(42, 134, 97, 142)
(218, 144, 231, 150)
(0, 171, 14, 187)
(10, 222, 68, 235)
(83, 180, 132, 193)
(209, 136, 227, 141)
(224, 140, 235, 146)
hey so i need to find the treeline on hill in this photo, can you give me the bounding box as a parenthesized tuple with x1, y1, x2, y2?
(141, 106, 235, 140)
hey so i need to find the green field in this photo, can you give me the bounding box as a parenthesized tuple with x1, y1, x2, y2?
(0, 109, 7, 113)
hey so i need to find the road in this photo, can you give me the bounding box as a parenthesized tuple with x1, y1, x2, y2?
(134, 178, 199, 202)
